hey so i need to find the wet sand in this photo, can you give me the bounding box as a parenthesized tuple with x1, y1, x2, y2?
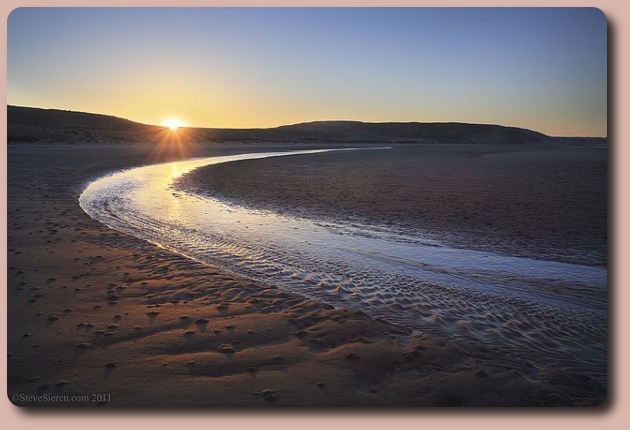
(178, 144, 607, 266)
(7, 142, 606, 406)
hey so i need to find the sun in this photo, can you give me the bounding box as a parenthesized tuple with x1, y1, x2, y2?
(163, 118, 185, 131)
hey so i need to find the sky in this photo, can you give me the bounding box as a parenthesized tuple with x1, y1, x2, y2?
(7, 7, 607, 136)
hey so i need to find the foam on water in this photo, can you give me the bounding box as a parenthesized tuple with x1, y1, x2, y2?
(79, 148, 607, 383)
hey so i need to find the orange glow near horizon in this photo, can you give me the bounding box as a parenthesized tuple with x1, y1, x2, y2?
(8, 9, 608, 138)
(163, 118, 185, 131)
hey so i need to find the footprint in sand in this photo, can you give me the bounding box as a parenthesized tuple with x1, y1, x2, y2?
(194, 318, 209, 333)
(179, 315, 192, 328)
(217, 344, 236, 354)
(104, 362, 116, 378)
(254, 388, 278, 402)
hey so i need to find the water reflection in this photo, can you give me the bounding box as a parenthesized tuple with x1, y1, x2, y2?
(79, 149, 607, 384)
(171, 162, 181, 179)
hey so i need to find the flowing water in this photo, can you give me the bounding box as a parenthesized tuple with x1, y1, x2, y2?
(79, 148, 607, 384)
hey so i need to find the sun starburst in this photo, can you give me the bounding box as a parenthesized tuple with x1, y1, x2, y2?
(163, 118, 184, 131)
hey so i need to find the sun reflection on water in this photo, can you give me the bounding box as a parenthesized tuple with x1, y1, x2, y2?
(79, 149, 607, 387)
(172, 163, 181, 179)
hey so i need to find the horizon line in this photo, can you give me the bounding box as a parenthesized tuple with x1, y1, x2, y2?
(6, 104, 608, 139)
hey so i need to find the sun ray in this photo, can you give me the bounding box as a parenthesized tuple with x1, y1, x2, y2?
(145, 124, 201, 166)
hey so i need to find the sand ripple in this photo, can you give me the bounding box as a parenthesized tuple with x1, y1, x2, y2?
(79, 149, 607, 386)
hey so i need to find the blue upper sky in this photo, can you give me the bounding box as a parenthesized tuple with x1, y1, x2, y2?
(7, 7, 607, 136)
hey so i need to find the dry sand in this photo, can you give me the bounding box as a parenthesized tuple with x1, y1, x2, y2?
(7, 142, 606, 407)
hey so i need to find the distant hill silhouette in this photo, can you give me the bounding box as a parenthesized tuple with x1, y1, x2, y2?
(7, 106, 161, 143)
(8, 105, 602, 145)
(263, 120, 549, 144)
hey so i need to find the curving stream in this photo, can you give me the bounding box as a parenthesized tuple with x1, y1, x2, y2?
(79, 148, 607, 384)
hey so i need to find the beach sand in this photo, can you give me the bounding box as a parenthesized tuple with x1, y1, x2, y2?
(178, 144, 607, 266)
(7, 142, 606, 407)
